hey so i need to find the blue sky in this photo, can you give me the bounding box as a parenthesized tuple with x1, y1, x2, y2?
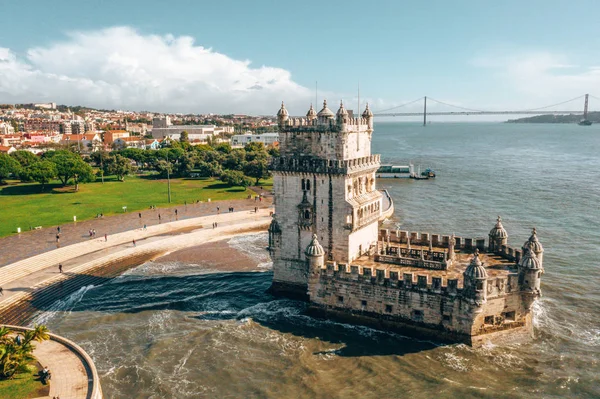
(1, 0, 599, 116)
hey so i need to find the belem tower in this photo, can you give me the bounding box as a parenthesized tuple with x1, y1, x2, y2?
(268, 100, 544, 346)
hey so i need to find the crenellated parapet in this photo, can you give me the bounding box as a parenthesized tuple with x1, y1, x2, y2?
(270, 154, 381, 175)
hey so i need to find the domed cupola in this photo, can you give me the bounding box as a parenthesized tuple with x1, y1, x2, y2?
(306, 103, 317, 121)
(336, 100, 349, 125)
(305, 234, 325, 257)
(277, 101, 289, 117)
(277, 101, 289, 127)
(463, 249, 488, 304)
(317, 99, 335, 120)
(522, 228, 543, 256)
(520, 247, 542, 270)
(489, 216, 508, 239)
(464, 249, 488, 280)
(488, 216, 509, 252)
(305, 234, 325, 271)
(336, 100, 348, 117)
(362, 102, 373, 118)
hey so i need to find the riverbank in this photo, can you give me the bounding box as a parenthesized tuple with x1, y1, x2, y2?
(0, 208, 272, 326)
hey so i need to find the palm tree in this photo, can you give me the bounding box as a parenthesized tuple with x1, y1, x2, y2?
(0, 325, 50, 379)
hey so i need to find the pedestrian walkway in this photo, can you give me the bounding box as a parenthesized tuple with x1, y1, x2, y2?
(0, 208, 273, 308)
(33, 338, 90, 399)
(0, 197, 272, 267)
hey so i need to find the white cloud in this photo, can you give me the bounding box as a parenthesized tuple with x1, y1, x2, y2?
(0, 27, 315, 114)
(472, 51, 600, 108)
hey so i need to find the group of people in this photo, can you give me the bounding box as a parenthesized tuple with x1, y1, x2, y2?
(88, 229, 97, 238)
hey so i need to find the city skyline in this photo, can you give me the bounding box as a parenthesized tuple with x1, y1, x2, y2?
(1, 0, 600, 117)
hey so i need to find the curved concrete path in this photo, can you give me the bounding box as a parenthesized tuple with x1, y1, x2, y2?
(0, 208, 272, 308)
(5, 325, 102, 399)
(33, 338, 90, 399)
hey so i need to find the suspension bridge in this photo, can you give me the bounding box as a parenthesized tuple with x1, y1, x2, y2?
(373, 94, 600, 125)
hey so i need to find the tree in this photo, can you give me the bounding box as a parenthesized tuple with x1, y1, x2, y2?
(220, 170, 253, 187)
(29, 160, 57, 191)
(244, 158, 271, 185)
(0, 325, 50, 380)
(196, 161, 222, 177)
(223, 149, 246, 171)
(180, 130, 189, 143)
(45, 150, 94, 190)
(105, 154, 135, 181)
(0, 153, 20, 183)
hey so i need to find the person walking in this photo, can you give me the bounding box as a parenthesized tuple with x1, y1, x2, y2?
(58, 264, 63, 273)
(132, 239, 136, 247)
(0, 287, 4, 296)
(158, 214, 162, 222)
(217, 206, 220, 214)
(56, 234, 60, 244)
(57, 226, 61, 234)
(139, 212, 142, 219)
(175, 209, 178, 216)
(104, 233, 108, 242)
(143, 224, 147, 230)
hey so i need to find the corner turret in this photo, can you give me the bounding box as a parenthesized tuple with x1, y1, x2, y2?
(277, 101, 289, 128)
(317, 99, 335, 125)
(336, 100, 349, 127)
(306, 103, 317, 122)
(489, 216, 508, 252)
(305, 234, 325, 271)
(362, 103, 374, 129)
(463, 249, 488, 306)
(522, 228, 544, 267)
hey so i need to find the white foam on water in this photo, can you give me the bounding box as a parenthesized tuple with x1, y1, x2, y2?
(31, 284, 95, 326)
(227, 232, 270, 266)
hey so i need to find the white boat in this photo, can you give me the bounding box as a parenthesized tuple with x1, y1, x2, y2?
(376, 164, 414, 178)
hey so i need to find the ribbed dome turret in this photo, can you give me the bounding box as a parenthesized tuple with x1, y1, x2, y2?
(522, 228, 543, 254)
(277, 101, 289, 117)
(268, 218, 281, 233)
(317, 100, 334, 118)
(336, 100, 348, 116)
(306, 104, 317, 119)
(520, 247, 542, 269)
(362, 103, 373, 118)
(305, 234, 324, 257)
(464, 249, 488, 279)
(489, 216, 508, 239)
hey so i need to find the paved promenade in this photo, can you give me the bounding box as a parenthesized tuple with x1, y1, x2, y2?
(34, 338, 90, 399)
(0, 207, 273, 310)
(0, 193, 272, 267)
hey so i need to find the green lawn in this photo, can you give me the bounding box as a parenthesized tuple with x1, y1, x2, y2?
(0, 174, 261, 237)
(0, 363, 48, 399)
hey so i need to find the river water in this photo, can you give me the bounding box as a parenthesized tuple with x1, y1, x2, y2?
(38, 122, 600, 398)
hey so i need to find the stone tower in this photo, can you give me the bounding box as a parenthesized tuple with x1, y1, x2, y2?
(269, 100, 382, 298)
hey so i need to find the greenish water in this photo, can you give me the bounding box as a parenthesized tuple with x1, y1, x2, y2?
(39, 122, 600, 398)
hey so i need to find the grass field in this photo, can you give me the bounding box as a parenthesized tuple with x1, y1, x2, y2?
(0, 363, 48, 399)
(0, 174, 268, 237)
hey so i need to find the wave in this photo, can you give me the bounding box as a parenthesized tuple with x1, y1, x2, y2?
(30, 284, 96, 326)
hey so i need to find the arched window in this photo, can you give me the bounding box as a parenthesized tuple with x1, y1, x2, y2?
(304, 210, 310, 220)
(306, 180, 311, 191)
(301, 179, 305, 190)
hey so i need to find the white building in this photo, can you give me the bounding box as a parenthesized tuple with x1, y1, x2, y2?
(231, 132, 279, 147)
(151, 117, 233, 141)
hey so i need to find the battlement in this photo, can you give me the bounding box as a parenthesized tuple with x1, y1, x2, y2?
(280, 117, 371, 132)
(316, 260, 519, 299)
(270, 154, 381, 174)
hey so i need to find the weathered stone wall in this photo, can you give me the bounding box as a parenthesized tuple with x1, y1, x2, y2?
(308, 263, 532, 345)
